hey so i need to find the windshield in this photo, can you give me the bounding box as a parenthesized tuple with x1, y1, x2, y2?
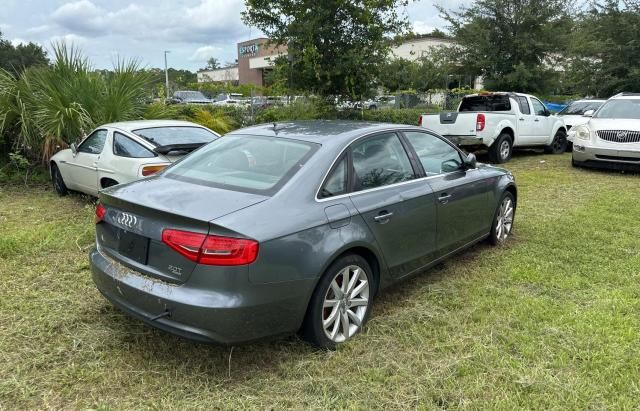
(594, 99, 640, 119)
(133, 126, 218, 146)
(164, 135, 319, 194)
(559, 101, 604, 115)
(175, 91, 208, 100)
(459, 95, 511, 112)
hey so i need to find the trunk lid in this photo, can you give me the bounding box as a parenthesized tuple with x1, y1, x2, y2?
(96, 177, 268, 283)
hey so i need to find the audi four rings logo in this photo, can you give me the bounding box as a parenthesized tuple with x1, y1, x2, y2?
(616, 131, 628, 140)
(116, 212, 138, 229)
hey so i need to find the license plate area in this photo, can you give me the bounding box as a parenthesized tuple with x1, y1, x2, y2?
(117, 229, 149, 265)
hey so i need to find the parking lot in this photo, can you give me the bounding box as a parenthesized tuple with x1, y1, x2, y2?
(1, 152, 639, 409)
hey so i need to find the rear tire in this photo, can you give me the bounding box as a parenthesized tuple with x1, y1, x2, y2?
(489, 191, 515, 245)
(545, 129, 568, 154)
(489, 133, 513, 164)
(51, 164, 68, 196)
(301, 254, 373, 350)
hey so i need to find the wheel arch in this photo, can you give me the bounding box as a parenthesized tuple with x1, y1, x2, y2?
(320, 242, 387, 297)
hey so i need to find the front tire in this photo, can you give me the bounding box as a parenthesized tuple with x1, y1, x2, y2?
(489, 133, 513, 164)
(545, 129, 568, 154)
(51, 163, 68, 196)
(302, 254, 373, 349)
(489, 191, 515, 245)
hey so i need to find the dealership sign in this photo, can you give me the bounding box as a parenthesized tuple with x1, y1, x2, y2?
(239, 43, 259, 57)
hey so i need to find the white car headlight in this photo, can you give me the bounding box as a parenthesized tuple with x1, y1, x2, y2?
(574, 125, 591, 141)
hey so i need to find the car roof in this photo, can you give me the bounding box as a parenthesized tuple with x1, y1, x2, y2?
(610, 92, 640, 100)
(102, 120, 207, 133)
(225, 120, 424, 146)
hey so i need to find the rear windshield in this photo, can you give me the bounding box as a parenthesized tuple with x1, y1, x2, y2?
(164, 135, 319, 194)
(559, 101, 604, 115)
(133, 126, 218, 146)
(459, 95, 511, 112)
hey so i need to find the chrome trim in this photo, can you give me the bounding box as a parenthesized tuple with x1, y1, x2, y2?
(597, 129, 640, 144)
(314, 127, 468, 203)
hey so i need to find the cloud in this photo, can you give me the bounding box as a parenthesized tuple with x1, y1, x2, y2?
(189, 46, 222, 62)
(49, 33, 87, 45)
(412, 21, 438, 34)
(51, 0, 104, 35)
(11, 38, 28, 46)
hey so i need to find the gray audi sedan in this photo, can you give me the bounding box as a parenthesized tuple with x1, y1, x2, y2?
(91, 121, 517, 348)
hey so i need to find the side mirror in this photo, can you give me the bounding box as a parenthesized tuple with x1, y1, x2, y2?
(583, 110, 594, 117)
(544, 109, 551, 117)
(70, 143, 77, 155)
(464, 153, 477, 169)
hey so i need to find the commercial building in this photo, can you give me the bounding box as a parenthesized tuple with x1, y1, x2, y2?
(196, 66, 239, 84)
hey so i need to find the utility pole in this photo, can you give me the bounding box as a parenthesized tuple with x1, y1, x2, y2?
(164, 50, 171, 101)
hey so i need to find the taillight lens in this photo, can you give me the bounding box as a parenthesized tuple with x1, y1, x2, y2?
(162, 229, 259, 266)
(418, 115, 423, 126)
(95, 204, 106, 224)
(142, 165, 167, 176)
(476, 113, 486, 131)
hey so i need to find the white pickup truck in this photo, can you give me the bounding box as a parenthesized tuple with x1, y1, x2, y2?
(419, 92, 568, 163)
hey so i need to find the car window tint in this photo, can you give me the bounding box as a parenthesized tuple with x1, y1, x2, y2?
(320, 156, 347, 198)
(531, 98, 546, 116)
(516, 96, 531, 114)
(165, 135, 318, 195)
(78, 130, 107, 154)
(113, 132, 156, 158)
(459, 95, 511, 112)
(404, 132, 463, 176)
(351, 133, 414, 191)
(133, 127, 218, 146)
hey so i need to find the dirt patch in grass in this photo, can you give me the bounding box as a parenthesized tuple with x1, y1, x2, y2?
(1, 154, 640, 409)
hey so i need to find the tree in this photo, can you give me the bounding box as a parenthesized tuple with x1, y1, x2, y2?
(242, 0, 409, 100)
(0, 31, 48, 75)
(204, 57, 220, 71)
(439, 0, 570, 93)
(564, 0, 640, 97)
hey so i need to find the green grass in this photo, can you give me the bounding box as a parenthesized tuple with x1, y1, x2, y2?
(1, 153, 639, 409)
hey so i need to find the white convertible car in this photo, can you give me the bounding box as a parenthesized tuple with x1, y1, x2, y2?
(50, 120, 220, 196)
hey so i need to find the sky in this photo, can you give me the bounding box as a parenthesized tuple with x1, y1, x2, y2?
(0, 0, 467, 72)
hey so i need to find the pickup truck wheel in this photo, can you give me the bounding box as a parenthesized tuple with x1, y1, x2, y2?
(545, 130, 568, 154)
(489, 133, 513, 164)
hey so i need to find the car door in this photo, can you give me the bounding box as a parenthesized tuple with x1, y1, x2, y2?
(530, 97, 554, 143)
(347, 132, 439, 278)
(66, 129, 108, 195)
(402, 130, 492, 258)
(106, 131, 159, 185)
(514, 96, 536, 144)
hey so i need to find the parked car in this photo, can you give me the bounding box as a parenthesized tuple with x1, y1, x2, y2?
(558, 99, 606, 131)
(213, 93, 245, 106)
(90, 121, 517, 348)
(50, 120, 220, 197)
(168, 90, 212, 105)
(571, 92, 640, 171)
(419, 92, 568, 163)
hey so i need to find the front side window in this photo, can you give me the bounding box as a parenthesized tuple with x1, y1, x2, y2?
(320, 156, 347, 198)
(165, 135, 318, 194)
(113, 132, 156, 158)
(404, 131, 463, 176)
(351, 133, 415, 191)
(78, 130, 107, 154)
(531, 98, 547, 116)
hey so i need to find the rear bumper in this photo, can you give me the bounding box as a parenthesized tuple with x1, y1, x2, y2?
(90, 248, 316, 344)
(572, 143, 640, 171)
(443, 135, 485, 147)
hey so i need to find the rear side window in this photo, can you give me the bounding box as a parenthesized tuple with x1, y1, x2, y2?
(78, 130, 107, 154)
(516, 96, 531, 114)
(351, 133, 415, 191)
(320, 156, 347, 198)
(165, 135, 318, 195)
(404, 132, 463, 176)
(459, 95, 511, 112)
(113, 132, 156, 158)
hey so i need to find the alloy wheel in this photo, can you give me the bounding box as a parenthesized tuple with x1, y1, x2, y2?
(322, 265, 370, 343)
(495, 196, 514, 242)
(500, 140, 511, 160)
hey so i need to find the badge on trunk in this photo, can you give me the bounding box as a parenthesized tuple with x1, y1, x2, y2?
(115, 212, 142, 232)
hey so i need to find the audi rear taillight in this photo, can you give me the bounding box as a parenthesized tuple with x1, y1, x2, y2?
(162, 229, 259, 266)
(418, 115, 423, 126)
(95, 204, 106, 224)
(142, 165, 167, 176)
(476, 113, 486, 131)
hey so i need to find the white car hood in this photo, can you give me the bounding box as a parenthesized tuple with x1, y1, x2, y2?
(588, 118, 640, 132)
(560, 114, 591, 128)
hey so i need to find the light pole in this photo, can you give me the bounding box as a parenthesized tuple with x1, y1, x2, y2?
(164, 50, 171, 101)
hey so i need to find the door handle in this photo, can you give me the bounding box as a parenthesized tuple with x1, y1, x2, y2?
(438, 193, 452, 204)
(373, 211, 394, 223)
(534, 119, 540, 122)
(519, 118, 525, 121)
